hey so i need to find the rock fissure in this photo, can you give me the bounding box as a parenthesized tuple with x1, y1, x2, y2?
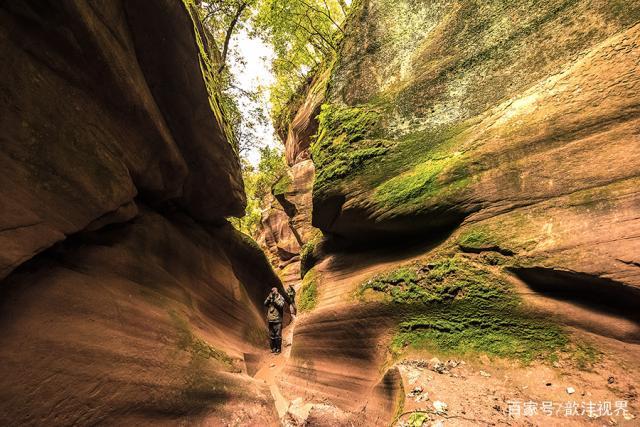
(3, 0, 640, 425)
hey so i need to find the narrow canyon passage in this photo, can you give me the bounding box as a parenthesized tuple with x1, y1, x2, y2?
(1, 0, 640, 426)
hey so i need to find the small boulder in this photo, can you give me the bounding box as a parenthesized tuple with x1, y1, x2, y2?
(415, 393, 429, 402)
(446, 360, 460, 368)
(408, 386, 424, 397)
(429, 358, 448, 374)
(433, 401, 448, 414)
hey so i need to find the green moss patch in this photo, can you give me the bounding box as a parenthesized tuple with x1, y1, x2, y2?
(169, 310, 237, 371)
(362, 121, 475, 213)
(359, 256, 568, 363)
(572, 341, 601, 370)
(456, 220, 541, 256)
(310, 83, 480, 219)
(456, 227, 516, 255)
(373, 155, 470, 210)
(311, 107, 476, 221)
(272, 173, 292, 197)
(311, 103, 388, 193)
(300, 229, 323, 279)
(298, 271, 319, 312)
(393, 304, 567, 363)
(458, 228, 497, 248)
(299, 241, 315, 278)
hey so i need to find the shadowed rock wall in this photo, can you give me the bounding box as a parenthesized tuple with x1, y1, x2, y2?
(0, 1, 279, 424)
(0, 0, 245, 280)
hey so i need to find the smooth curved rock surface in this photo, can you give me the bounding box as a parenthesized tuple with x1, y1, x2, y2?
(279, 244, 430, 423)
(286, 160, 317, 244)
(0, 211, 279, 425)
(0, 0, 244, 280)
(257, 194, 301, 262)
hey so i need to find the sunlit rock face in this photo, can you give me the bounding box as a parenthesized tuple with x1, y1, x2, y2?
(257, 159, 316, 269)
(275, 159, 317, 245)
(257, 193, 302, 263)
(276, 1, 640, 423)
(310, 0, 640, 287)
(0, 1, 279, 424)
(257, 70, 325, 273)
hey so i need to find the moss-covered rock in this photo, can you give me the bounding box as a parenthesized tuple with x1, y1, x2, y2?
(359, 255, 568, 363)
(312, 0, 640, 225)
(298, 269, 319, 312)
(299, 230, 324, 279)
(309, 0, 640, 289)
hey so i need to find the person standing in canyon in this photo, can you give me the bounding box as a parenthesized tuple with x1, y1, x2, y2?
(286, 284, 297, 318)
(264, 287, 285, 354)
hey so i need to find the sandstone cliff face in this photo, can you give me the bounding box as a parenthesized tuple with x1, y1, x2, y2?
(275, 0, 640, 423)
(0, 212, 278, 425)
(256, 71, 326, 279)
(258, 193, 302, 263)
(311, 0, 640, 288)
(0, 0, 245, 280)
(0, 1, 278, 424)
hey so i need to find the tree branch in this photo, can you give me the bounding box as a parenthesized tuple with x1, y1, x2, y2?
(293, 0, 344, 34)
(337, 0, 348, 16)
(218, 1, 249, 73)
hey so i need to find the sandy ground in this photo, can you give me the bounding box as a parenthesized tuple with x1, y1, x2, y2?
(393, 329, 639, 426)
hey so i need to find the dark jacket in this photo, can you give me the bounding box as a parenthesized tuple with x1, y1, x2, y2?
(264, 292, 285, 323)
(286, 286, 296, 305)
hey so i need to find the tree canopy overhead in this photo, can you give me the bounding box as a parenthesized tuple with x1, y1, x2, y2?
(198, 0, 350, 134)
(198, 0, 255, 71)
(196, 0, 351, 235)
(253, 0, 349, 119)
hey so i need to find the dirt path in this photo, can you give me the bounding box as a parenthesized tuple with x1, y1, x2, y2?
(394, 332, 640, 426)
(254, 319, 296, 418)
(252, 285, 320, 426)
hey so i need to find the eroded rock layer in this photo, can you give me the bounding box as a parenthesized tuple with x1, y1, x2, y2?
(274, 0, 640, 424)
(257, 71, 325, 276)
(0, 1, 279, 424)
(311, 0, 640, 288)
